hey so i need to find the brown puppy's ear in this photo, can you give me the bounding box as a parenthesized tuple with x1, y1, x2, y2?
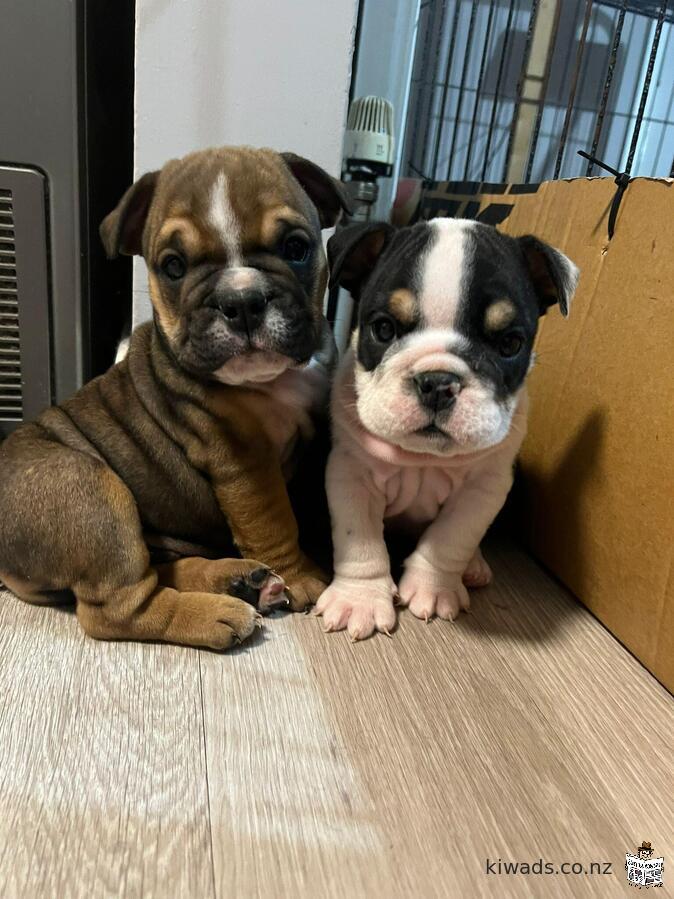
(99, 170, 159, 259)
(281, 152, 352, 228)
(327, 221, 394, 300)
(517, 235, 579, 318)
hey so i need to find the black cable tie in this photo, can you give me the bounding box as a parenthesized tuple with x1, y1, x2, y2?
(577, 149, 631, 240)
(407, 160, 433, 186)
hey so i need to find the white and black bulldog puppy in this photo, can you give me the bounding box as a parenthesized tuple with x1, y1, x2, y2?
(316, 217, 578, 639)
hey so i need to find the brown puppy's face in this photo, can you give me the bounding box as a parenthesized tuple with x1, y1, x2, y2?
(101, 147, 349, 383)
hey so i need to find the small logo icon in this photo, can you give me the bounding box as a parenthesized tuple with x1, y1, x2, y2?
(625, 841, 664, 888)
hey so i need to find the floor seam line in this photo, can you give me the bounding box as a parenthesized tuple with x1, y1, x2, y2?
(198, 652, 218, 899)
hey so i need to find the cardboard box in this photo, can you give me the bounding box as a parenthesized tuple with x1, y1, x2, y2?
(413, 176, 674, 692)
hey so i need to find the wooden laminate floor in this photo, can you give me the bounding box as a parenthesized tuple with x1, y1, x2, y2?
(0, 540, 671, 899)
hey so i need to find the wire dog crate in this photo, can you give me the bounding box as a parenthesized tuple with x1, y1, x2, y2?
(403, 0, 674, 184)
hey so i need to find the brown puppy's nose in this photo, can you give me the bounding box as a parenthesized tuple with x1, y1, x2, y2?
(413, 371, 463, 412)
(218, 289, 267, 334)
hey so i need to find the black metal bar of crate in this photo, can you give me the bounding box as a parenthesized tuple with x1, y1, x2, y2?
(554, 0, 594, 179)
(624, 0, 668, 175)
(447, 0, 480, 180)
(407, 1, 436, 176)
(594, 0, 673, 21)
(419, 0, 447, 179)
(481, 0, 517, 182)
(587, 0, 627, 175)
(465, 0, 498, 181)
(524, 0, 563, 181)
(419, 0, 448, 177)
(502, 0, 540, 182)
(431, 0, 462, 178)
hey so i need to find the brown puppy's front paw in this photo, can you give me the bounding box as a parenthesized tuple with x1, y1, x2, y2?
(284, 572, 328, 612)
(166, 594, 261, 650)
(226, 562, 289, 615)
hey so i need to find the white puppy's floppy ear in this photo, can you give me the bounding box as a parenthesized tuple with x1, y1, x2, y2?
(100, 170, 160, 259)
(327, 221, 394, 300)
(281, 152, 352, 229)
(517, 235, 579, 317)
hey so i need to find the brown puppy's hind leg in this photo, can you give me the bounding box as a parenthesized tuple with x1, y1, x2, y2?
(0, 435, 258, 649)
(76, 575, 260, 650)
(0, 572, 72, 606)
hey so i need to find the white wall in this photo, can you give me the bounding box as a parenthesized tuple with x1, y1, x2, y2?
(132, 0, 358, 325)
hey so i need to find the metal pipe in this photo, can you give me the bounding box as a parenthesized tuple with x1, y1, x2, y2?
(419, 0, 448, 177)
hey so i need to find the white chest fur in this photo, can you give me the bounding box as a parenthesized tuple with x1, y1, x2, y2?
(244, 363, 330, 463)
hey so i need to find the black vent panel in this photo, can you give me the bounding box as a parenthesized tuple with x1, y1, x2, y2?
(0, 166, 51, 435)
(0, 189, 22, 421)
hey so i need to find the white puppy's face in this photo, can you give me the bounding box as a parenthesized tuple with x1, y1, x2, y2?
(353, 327, 519, 456)
(329, 218, 578, 456)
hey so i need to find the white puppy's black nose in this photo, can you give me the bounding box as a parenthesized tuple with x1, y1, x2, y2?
(219, 289, 267, 334)
(413, 371, 463, 412)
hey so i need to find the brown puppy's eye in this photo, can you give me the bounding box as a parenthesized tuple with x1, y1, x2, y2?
(498, 333, 524, 358)
(161, 254, 186, 281)
(282, 235, 310, 264)
(371, 315, 396, 344)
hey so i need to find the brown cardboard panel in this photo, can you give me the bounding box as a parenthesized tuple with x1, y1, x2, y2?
(415, 177, 674, 691)
(501, 178, 674, 692)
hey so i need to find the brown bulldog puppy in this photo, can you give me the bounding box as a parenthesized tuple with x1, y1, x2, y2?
(0, 146, 349, 649)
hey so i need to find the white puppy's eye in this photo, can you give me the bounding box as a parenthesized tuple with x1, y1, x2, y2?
(498, 333, 524, 358)
(370, 315, 396, 344)
(161, 254, 186, 281)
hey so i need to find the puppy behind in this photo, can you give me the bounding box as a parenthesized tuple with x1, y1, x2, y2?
(316, 217, 578, 639)
(0, 146, 349, 649)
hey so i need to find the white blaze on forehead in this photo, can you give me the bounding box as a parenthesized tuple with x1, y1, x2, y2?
(418, 218, 475, 329)
(209, 171, 242, 264)
(224, 266, 264, 291)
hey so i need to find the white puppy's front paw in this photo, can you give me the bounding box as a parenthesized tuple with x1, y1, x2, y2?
(398, 566, 470, 622)
(314, 576, 397, 640)
(462, 547, 493, 588)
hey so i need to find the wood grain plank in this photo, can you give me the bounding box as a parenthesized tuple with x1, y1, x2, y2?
(0, 593, 214, 899)
(199, 621, 395, 897)
(203, 541, 673, 899)
(1, 536, 672, 899)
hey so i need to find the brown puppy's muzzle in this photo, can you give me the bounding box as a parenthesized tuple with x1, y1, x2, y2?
(205, 287, 269, 336)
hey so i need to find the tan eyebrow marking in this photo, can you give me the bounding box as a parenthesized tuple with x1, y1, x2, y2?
(155, 216, 210, 258)
(389, 288, 418, 324)
(484, 298, 516, 331)
(259, 206, 309, 246)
